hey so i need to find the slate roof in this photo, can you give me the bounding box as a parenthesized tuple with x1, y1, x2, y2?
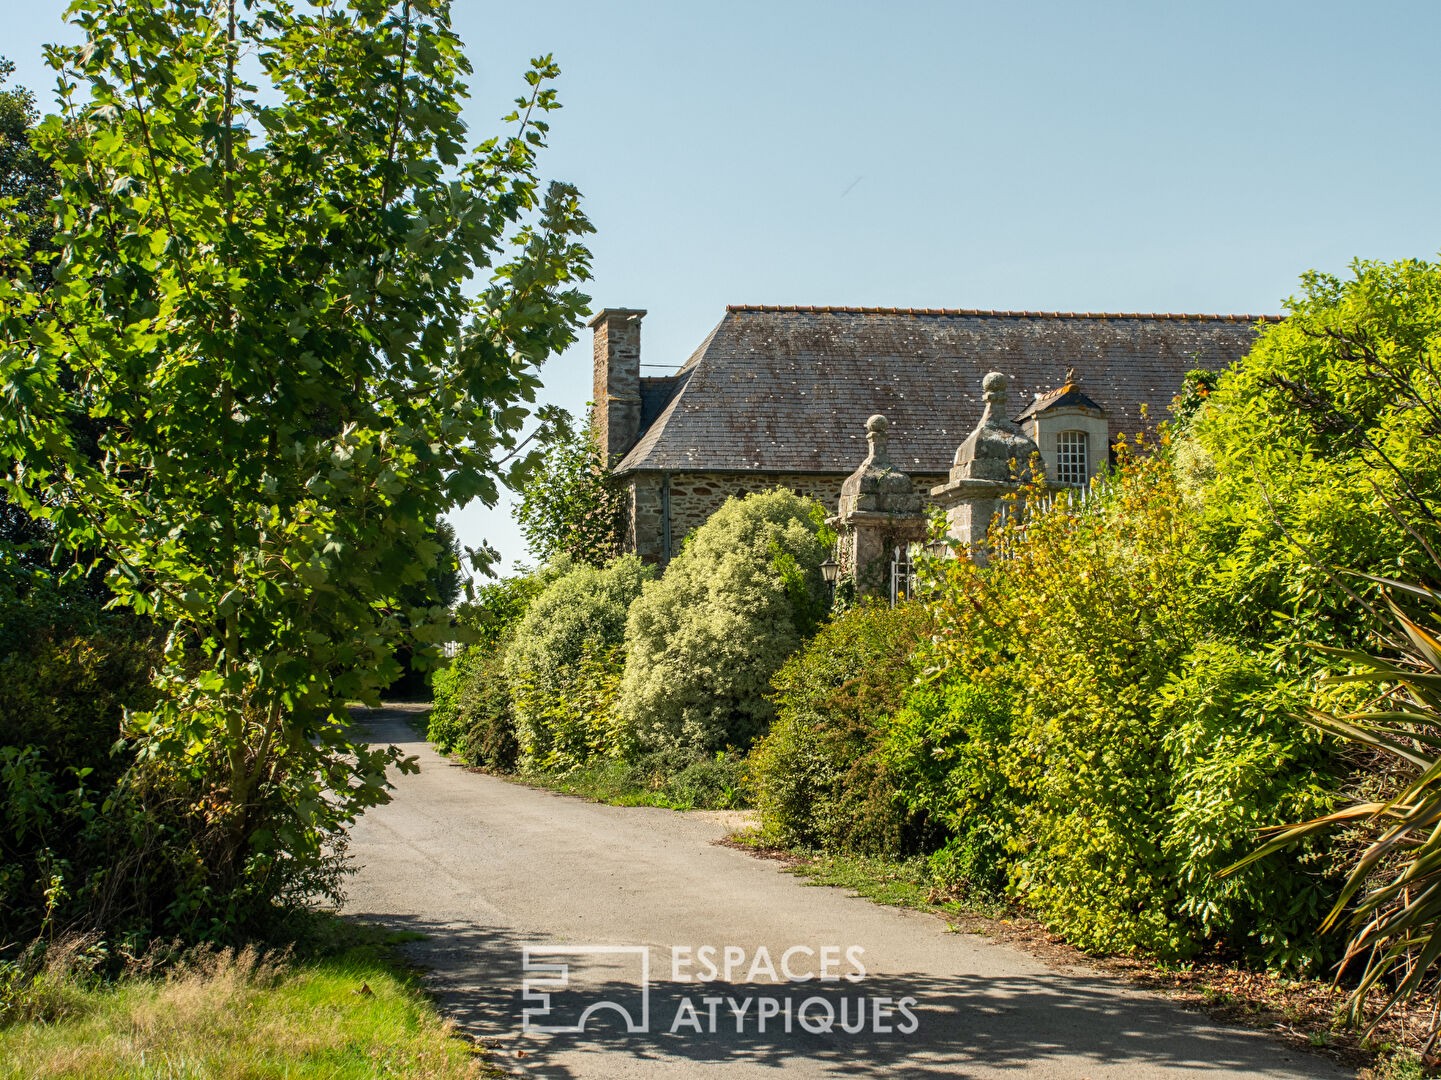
(615, 306, 1278, 476)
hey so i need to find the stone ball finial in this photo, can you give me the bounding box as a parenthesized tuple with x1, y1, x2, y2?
(982, 371, 1008, 398)
(864, 413, 891, 465)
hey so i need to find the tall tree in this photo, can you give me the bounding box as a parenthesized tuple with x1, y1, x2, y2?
(513, 408, 626, 566)
(0, 58, 59, 570)
(0, 0, 592, 919)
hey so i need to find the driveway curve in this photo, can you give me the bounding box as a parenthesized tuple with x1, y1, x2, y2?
(344, 707, 1352, 1079)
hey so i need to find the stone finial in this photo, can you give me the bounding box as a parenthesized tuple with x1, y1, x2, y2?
(945, 371, 1044, 483)
(832, 414, 929, 597)
(865, 414, 892, 467)
(837, 414, 922, 517)
(979, 371, 1013, 430)
(930, 372, 1046, 564)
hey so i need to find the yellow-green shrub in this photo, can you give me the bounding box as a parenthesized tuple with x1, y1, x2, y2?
(927, 438, 1342, 963)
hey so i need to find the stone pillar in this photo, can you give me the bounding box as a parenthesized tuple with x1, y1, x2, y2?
(589, 308, 646, 463)
(930, 372, 1044, 563)
(829, 415, 929, 598)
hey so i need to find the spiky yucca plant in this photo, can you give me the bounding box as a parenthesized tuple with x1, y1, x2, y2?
(1233, 570, 1441, 1034)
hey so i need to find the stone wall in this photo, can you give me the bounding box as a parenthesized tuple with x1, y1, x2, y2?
(622, 469, 948, 564)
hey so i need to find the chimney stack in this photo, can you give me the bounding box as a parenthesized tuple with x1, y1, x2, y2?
(590, 308, 646, 463)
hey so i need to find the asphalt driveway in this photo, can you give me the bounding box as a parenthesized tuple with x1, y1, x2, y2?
(344, 707, 1353, 1079)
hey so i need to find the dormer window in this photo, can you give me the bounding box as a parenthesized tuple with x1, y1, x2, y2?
(1056, 430, 1088, 487)
(1017, 375, 1107, 490)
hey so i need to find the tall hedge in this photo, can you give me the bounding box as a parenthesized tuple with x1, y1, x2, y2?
(503, 554, 653, 768)
(619, 489, 828, 753)
(750, 600, 932, 854)
(923, 440, 1340, 968)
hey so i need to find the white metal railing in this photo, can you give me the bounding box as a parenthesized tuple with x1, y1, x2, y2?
(890, 543, 919, 606)
(992, 475, 1111, 562)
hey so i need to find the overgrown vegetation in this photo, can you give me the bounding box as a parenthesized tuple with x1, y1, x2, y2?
(745, 445, 1339, 968)
(1211, 259, 1441, 1034)
(342, 252, 1441, 1060)
(742, 259, 1441, 987)
(0, 0, 591, 953)
(932, 443, 1341, 968)
(425, 488, 828, 808)
(422, 260, 1441, 1016)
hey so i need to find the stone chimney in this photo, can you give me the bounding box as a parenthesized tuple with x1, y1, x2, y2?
(589, 308, 647, 463)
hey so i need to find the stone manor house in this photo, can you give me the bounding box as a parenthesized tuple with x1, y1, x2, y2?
(590, 305, 1277, 565)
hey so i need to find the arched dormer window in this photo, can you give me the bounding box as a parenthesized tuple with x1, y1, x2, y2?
(1056, 430, 1088, 487)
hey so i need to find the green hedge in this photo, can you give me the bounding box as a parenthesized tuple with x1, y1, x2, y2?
(884, 678, 1016, 898)
(750, 601, 931, 854)
(503, 555, 652, 769)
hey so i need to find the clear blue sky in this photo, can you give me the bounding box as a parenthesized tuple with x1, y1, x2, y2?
(6, 1, 1440, 575)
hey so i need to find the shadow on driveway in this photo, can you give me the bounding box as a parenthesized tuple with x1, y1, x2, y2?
(350, 912, 1340, 1080)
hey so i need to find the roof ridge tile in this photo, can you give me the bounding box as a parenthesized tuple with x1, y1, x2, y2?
(723, 304, 1282, 322)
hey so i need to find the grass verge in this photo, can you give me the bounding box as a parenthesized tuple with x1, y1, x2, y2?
(406, 705, 749, 812)
(795, 852, 1010, 918)
(0, 917, 493, 1080)
(514, 751, 748, 811)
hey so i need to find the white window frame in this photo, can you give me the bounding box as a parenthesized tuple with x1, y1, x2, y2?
(1055, 430, 1089, 487)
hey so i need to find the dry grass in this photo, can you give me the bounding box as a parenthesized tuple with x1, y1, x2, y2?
(0, 929, 492, 1079)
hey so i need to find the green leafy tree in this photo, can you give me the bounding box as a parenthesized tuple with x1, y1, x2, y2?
(1, 58, 59, 570)
(512, 408, 625, 566)
(0, 0, 591, 929)
(387, 517, 463, 697)
(1186, 258, 1441, 658)
(0, 57, 57, 295)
